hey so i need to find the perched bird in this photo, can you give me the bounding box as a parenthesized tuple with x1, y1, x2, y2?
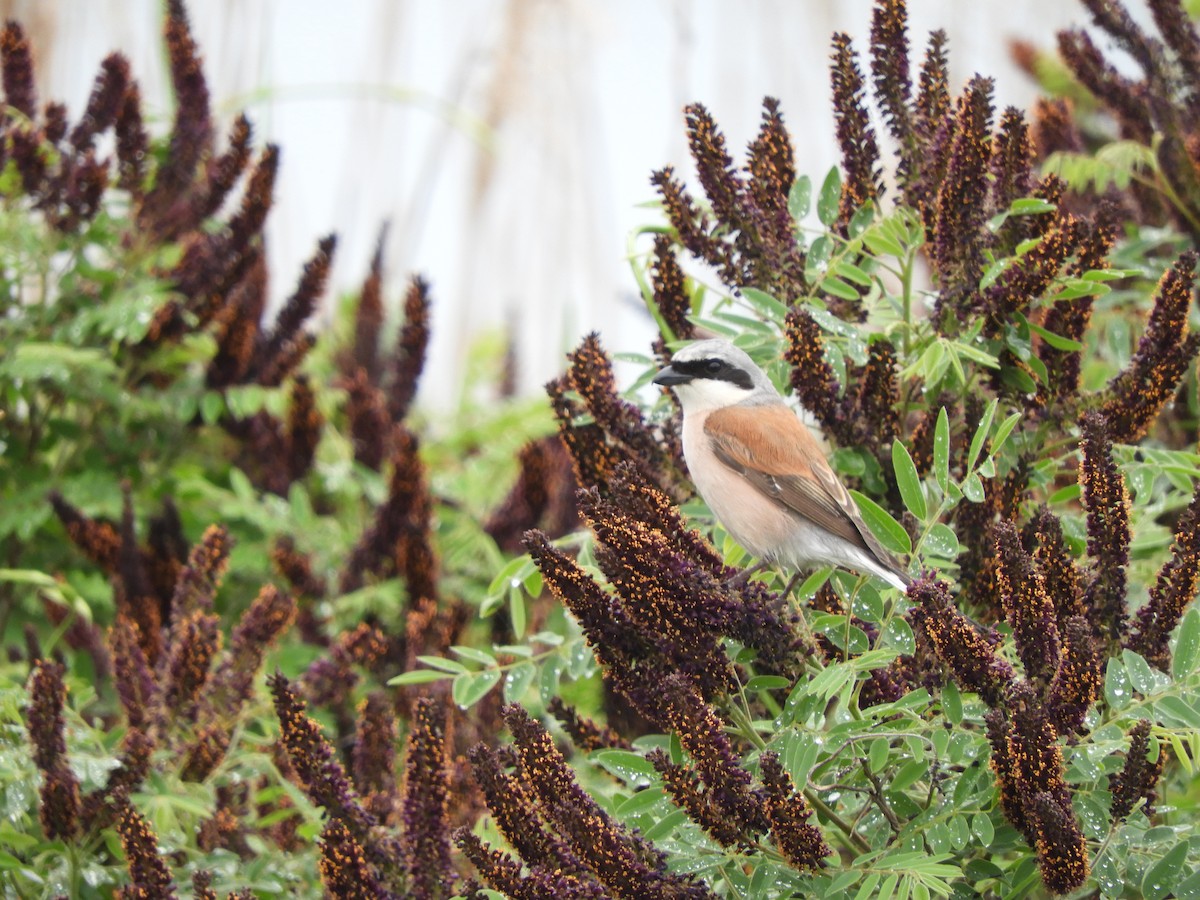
(653, 338, 910, 591)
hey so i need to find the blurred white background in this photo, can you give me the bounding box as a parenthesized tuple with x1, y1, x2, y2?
(4, 1, 1088, 407)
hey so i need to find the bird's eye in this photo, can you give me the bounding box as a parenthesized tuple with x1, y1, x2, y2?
(705, 359, 723, 375)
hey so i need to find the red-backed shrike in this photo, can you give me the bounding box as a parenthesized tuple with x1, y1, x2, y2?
(654, 338, 910, 591)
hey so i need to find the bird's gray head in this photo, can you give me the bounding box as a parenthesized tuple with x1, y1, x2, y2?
(652, 339, 779, 413)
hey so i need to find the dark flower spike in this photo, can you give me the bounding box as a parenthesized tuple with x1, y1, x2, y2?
(69, 52, 130, 152)
(485, 436, 580, 553)
(162, 610, 221, 724)
(168, 524, 231, 619)
(351, 224, 388, 383)
(387, 275, 432, 423)
(82, 728, 154, 831)
(503, 706, 711, 899)
(1005, 682, 1088, 891)
(1126, 480, 1200, 669)
(139, 0, 213, 233)
(317, 819, 394, 900)
(1023, 506, 1087, 628)
(656, 675, 767, 833)
(1080, 0, 1161, 78)
(270, 537, 327, 600)
(110, 617, 159, 730)
(522, 530, 651, 680)
(455, 830, 609, 900)
(112, 488, 164, 667)
(207, 248, 268, 389)
(1148, 0, 1200, 87)
(1110, 719, 1165, 821)
(303, 622, 389, 708)
(994, 521, 1061, 688)
(985, 710, 1028, 836)
(339, 428, 435, 597)
(1029, 791, 1090, 894)
(179, 725, 230, 784)
(194, 113, 254, 224)
(831, 33, 883, 230)
(341, 367, 393, 471)
(990, 107, 1034, 216)
(568, 333, 670, 484)
(1040, 207, 1119, 400)
(649, 748, 750, 848)
(759, 751, 831, 872)
(869, 0, 913, 151)
(908, 576, 1014, 705)
(115, 797, 176, 898)
(400, 698, 454, 900)
(931, 76, 994, 323)
(581, 494, 739, 695)
(26, 661, 80, 841)
(784, 307, 845, 438)
(1046, 616, 1103, 735)
(114, 79, 148, 194)
(1102, 250, 1200, 443)
(683, 103, 747, 242)
(469, 742, 589, 876)
(651, 165, 740, 288)
(982, 211, 1074, 338)
(254, 235, 337, 384)
(1078, 411, 1131, 647)
(1031, 97, 1084, 157)
(744, 97, 808, 298)
(547, 698, 631, 752)
(547, 375, 625, 493)
(285, 375, 323, 483)
(353, 692, 398, 811)
(649, 234, 693, 355)
(856, 339, 900, 448)
(1, 20, 36, 120)
(48, 491, 120, 572)
(269, 673, 377, 837)
(192, 871, 217, 900)
(1056, 29, 1153, 144)
(910, 30, 951, 191)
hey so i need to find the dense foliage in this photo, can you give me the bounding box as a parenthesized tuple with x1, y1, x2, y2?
(3, 0, 1200, 898)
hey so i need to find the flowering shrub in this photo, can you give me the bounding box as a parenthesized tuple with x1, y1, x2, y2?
(3, 0, 1200, 898)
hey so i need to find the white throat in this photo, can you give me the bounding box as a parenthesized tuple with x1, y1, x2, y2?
(671, 378, 757, 415)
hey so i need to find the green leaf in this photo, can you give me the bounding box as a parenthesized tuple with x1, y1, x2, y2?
(503, 662, 537, 703)
(967, 398, 997, 472)
(850, 491, 912, 555)
(740, 287, 790, 322)
(744, 675, 792, 692)
(1142, 840, 1189, 900)
(1172, 607, 1200, 680)
(941, 680, 963, 724)
(882, 618, 915, 655)
(593, 750, 656, 785)
(416, 655, 470, 675)
(451, 645, 496, 665)
(923, 523, 959, 558)
(509, 588, 527, 639)
(817, 167, 842, 227)
(388, 669, 454, 686)
(821, 275, 862, 301)
(452, 669, 501, 709)
(1024, 315, 1085, 350)
(892, 441, 927, 520)
(788, 175, 812, 222)
(990, 412, 1022, 457)
(961, 473, 984, 503)
(933, 407, 950, 494)
(972, 812, 994, 846)
(868, 737, 890, 773)
(890, 759, 929, 793)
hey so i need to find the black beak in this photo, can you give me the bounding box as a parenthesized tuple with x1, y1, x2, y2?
(652, 365, 692, 386)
